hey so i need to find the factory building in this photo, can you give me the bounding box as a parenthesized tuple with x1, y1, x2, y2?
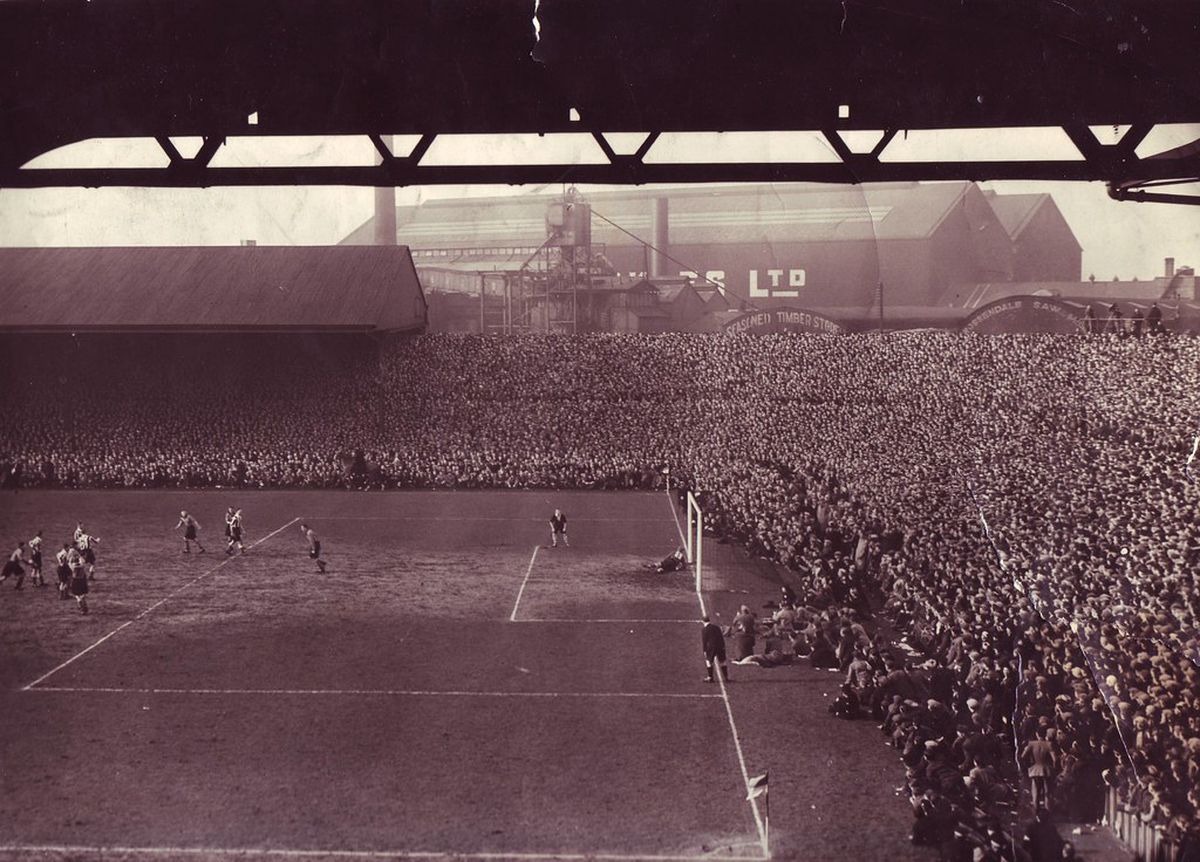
(342, 182, 1083, 331)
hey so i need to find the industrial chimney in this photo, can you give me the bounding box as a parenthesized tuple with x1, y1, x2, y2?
(374, 135, 397, 246)
(1165, 257, 1175, 278)
(649, 197, 669, 278)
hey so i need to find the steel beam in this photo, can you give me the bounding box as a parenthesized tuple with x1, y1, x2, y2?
(7, 154, 1200, 189)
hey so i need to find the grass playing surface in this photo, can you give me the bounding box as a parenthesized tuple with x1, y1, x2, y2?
(0, 490, 931, 862)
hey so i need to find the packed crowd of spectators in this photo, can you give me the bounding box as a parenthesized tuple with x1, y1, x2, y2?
(2, 330, 1198, 859)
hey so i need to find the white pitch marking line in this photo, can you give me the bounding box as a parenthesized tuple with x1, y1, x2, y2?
(713, 665, 768, 857)
(513, 618, 698, 624)
(27, 686, 721, 700)
(508, 544, 540, 622)
(21, 516, 301, 692)
(313, 516, 657, 523)
(667, 490, 768, 858)
(0, 846, 766, 862)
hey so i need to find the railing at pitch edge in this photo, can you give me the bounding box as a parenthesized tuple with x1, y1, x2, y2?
(1104, 785, 1192, 862)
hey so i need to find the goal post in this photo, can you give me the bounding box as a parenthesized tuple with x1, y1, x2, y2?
(686, 490, 703, 593)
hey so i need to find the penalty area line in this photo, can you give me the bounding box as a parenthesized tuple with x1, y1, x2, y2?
(508, 544, 540, 622)
(21, 516, 301, 692)
(26, 686, 721, 700)
(313, 516, 659, 523)
(0, 846, 767, 862)
(512, 618, 699, 624)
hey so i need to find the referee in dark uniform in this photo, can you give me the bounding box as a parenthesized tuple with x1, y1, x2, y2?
(701, 615, 730, 683)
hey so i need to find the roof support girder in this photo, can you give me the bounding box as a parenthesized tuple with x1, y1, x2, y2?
(9, 126, 1199, 190)
(8, 154, 1200, 188)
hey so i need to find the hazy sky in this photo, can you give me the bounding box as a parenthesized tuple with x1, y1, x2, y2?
(1, 128, 1197, 280)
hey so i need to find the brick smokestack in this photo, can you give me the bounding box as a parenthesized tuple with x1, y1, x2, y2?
(374, 135, 396, 246)
(649, 197, 669, 278)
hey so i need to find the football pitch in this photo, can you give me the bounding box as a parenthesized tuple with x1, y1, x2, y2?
(0, 490, 929, 862)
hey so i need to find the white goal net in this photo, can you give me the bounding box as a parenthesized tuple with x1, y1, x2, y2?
(686, 490, 703, 593)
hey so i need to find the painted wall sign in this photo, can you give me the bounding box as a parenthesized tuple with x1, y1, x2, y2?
(962, 296, 1083, 334)
(722, 307, 845, 335)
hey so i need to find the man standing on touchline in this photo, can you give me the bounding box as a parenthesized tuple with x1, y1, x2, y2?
(702, 615, 730, 683)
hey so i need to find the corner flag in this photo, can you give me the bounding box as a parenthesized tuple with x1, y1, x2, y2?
(747, 772, 768, 800)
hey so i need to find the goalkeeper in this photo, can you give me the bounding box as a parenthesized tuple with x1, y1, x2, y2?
(644, 547, 686, 573)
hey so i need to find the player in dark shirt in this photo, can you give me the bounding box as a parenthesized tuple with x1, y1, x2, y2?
(2, 541, 28, 589)
(299, 524, 327, 573)
(644, 548, 686, 573)
(658, 548, 686, 572)
(67, 546, 88, 613)
(175, 511, 206, 553)
(701, 615, 730, 683)
(549, 509, 569, 548)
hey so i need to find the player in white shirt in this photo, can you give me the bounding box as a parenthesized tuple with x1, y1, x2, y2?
(55, 544, 72, 599)
(75, 528, 100, 580)
(226, 509, 245, 555)
(28, 531, 45, 587)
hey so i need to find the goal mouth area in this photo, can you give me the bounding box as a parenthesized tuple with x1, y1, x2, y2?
(686, 490, 703, 594)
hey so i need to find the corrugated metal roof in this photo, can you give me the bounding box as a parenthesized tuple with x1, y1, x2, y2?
(956, 280, 1169, 309)
(417, 260, 531, 273)
(654, 284, 691, 303)
(625, 306, 671, 318)
(696, 287, 732, 308)
(344, 182, 1000, 250)
(0, 246, 424, 331)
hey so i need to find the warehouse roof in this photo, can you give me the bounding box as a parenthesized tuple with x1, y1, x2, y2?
(0, 245, 426, 332)
(985, 193, 1050, 238)
(343, 182, 1019, 249)
(983, 191, 1080, 250)
(653, 283, 693, 304)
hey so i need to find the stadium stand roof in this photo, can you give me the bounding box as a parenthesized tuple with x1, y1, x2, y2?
(0, 246, 426, 333)
(4, 1, 1198, 192)
(343, 182, 1013, 250)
